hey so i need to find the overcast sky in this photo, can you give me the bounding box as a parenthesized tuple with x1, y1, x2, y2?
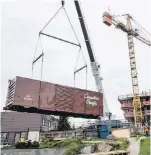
(0, 0, 151, 125)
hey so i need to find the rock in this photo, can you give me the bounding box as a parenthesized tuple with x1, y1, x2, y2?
(80, 144, 98, 154)
(80, 146, 92, 154)
(91, 144, 98, 153)
(97, 142, 113, 152)
(107, 134, 116, 140)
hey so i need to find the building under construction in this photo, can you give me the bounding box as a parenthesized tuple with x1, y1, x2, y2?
(118, 91, 151, 125)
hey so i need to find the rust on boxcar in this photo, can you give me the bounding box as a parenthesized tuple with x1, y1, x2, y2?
(4, 76, 103, 118)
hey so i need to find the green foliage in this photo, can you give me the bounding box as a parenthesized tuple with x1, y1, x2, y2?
(140, 139, 144, 143)
(61, 138, 82, 147)
(58, 116, 71, 131)
(41, 138, 84, 154)
(111, 138, 130, 150)
(140, 138, 150, 155)
(120, 140, 130, 150)
(115, 138, 127, 142)
(110, 143, 120, 150)
(64, 142, 81, 155)
(40, 140, 62, 148)
(63, 138, 84, 155)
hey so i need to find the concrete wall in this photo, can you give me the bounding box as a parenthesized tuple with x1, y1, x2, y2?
(111, 128, 130, 138)
(28, 131, 40, 142)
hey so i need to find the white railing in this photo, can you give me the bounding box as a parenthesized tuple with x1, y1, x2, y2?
(118, 91, 151, 100)
(144, 110, 151, 115)
(124, 112, 134, 117)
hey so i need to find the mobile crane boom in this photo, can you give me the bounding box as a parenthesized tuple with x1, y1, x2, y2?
(103, 12, 150, 127)
(74, 1, 111, 119)
(74, 1, 102, 92)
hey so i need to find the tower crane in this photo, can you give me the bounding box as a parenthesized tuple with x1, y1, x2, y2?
(103, 12, 151, 127)
(74, 1, 111, 119)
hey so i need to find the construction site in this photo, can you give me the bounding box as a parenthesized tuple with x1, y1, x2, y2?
(1, 0, 150, 155)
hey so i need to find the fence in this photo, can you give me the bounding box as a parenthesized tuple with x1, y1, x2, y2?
(0, 131, 27, 145)
(40, 128, 98, 140)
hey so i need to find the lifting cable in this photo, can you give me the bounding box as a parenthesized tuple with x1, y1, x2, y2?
(39, 1, 81, 48)
(132, 18, 151, 41)
(32, 1, 82, 78)
(32, 0, 88, 107)
(31, 35, 44, 109)
(74, 47, 88, 90)
(31, 35, 44, 80)
(40, 6, 63, 33)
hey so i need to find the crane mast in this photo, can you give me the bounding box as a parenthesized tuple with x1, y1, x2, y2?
(126, 15, 143, 127)
(103, 12, 150, 127)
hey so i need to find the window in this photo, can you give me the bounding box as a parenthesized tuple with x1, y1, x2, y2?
(1, 133, 7, 139)
(54, 123, 57, 129)
(42, 118, 45, 126)
(21, 132, 26, 138)
(48, 121, 51, 131)
(1, 133, 7, 144)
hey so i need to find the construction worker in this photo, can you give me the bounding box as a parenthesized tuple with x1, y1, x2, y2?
(20, 137, 25, 143)
(144, 125, 149, 137)
(83, 128, 87, 139)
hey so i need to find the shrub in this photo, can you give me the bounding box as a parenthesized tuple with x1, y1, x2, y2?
(61, 138, 82, 147)
(64, 142, 82, 155)
(140, 139, 144, 143)
(31, 141, 40, 148)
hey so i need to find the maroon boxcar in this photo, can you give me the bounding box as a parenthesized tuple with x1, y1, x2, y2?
(4, 76, 103, 118)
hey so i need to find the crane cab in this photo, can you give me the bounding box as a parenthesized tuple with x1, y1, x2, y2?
(103, 12, 112, 26)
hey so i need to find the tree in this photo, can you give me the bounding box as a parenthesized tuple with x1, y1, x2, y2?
(58, 116, 71, 131)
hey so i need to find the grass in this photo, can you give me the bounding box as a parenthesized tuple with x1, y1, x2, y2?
(140, 138, 150, 155)
(64, 141, 84, 155)
(40, 138, 84, 155)
(40, 139, 62, 148)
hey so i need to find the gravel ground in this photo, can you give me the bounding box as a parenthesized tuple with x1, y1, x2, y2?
(1, 148, 65, 155)
(129, 137, 146, 155)
(129, 137, 140, 155)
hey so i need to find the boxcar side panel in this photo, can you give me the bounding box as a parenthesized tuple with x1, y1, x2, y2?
(6, 76, 103, 117)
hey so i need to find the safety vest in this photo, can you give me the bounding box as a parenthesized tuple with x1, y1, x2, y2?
(145, 126, 149, 132)
(20, 137, 25, 142)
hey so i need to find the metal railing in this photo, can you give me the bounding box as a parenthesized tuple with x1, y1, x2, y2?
(121, 104, 133, 108)
(118, 91, 151, 100)
(144, 110, 151, 115)
(124, 112, 134, 117)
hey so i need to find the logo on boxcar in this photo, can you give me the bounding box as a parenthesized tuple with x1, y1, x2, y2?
(84, 93, 99, 106)
(24, 95, 32, 101)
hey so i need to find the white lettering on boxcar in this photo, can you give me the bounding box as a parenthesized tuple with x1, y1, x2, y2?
(84, 93, 99, 106)
(24, 94, 32, 101)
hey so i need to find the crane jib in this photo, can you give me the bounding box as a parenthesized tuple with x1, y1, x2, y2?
(74, 1, 95, 63)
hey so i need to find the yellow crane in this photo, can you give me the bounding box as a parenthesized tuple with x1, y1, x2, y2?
(103, 12, 151, 127)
